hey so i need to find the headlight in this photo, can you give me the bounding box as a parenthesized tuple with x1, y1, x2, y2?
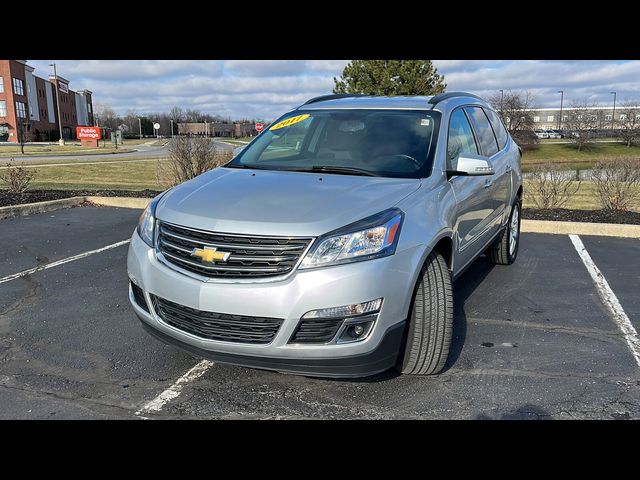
(300, 208, 403, 269)
(136, 194, 164, 247)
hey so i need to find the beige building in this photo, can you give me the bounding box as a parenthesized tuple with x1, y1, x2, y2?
(177, 121, 256, 137)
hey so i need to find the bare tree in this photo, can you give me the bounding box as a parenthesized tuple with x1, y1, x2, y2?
(488, 90, 539, 150)
(617, 101, 640, 147)
(591, 157, 640, 211)
(564, 99, 599, 151)
(488, 90, 537, 134)
(93, 102, 121, 131)
(157, 136, 232, 188)
(15, 117, 31, 155)
(526, 162, 581, 209)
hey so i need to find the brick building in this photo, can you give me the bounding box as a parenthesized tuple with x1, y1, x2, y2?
(177, 121, 256, 137)
(0, 60, 94, 142)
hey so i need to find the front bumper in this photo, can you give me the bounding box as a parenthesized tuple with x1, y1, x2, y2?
(127, 231, 423, 377)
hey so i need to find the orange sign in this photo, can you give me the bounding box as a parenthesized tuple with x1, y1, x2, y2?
(76, 126, 102, 140)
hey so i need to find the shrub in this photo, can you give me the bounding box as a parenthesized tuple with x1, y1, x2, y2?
(526, 161, 580, 209)
(511, 129, 539, 152)
(591, 157, 640, 211)
(156, 136, 232, 188)
(0, 159, 37, 194)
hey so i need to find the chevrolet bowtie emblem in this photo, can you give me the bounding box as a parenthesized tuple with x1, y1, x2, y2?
(191, 246, 231, 263)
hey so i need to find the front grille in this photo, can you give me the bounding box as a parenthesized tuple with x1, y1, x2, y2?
(151, 295, 283, 344)
(289, 319, 344, 344)
(131, 282, 149, 313)
(156, 221, 312, 279)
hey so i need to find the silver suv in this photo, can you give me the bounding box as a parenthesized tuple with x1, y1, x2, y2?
(127, 92, 522, 377)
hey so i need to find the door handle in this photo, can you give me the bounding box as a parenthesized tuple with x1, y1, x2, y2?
(484, 179, 492, 188)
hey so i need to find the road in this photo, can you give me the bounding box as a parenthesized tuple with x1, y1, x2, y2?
(0, 140, 234, 163)
(0, 206, 639, 419)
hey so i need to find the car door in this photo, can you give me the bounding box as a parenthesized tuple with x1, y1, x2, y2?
(446, 108, 494, 270)
(465, 106, 510, 238)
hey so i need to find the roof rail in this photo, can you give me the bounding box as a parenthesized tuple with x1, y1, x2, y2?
(301, 93, 367, 106)
(428, 91, 485, 105)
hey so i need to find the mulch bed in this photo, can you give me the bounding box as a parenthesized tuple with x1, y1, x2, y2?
(2, 190, 639, 226)
(523, 208, 640, 225)
(0, 189, 161, 207)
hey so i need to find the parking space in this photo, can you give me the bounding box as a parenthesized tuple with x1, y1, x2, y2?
(1, 207, 639, 419)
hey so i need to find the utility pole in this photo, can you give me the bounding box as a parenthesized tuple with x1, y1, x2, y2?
(610, 91, 617, 130)
(138, 117, 142, 139)
(50, 62, 65, 146)
(557, 90, 564, 130)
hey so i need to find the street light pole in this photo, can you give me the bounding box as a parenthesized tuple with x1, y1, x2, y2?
(138, 118, 142, 139)
(499, 89, 504, 113)
(610, 91, 617, 130)
(557, 90, 564, 130)
(50, 63, 65, 146)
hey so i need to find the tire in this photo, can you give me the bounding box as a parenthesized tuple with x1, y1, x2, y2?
(398, 251, 453, 375)
(488, 197, 521, 265)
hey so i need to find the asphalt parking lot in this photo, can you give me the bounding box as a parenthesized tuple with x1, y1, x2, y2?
(1, 205, 639, 419)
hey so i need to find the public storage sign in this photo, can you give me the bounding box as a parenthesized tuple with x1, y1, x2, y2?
(76, 126, 102, 140)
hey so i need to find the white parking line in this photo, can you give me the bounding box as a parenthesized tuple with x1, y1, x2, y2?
(569, 234, 640, 367)
(0, 239, 130, 285)
(135, 360, 214, 417)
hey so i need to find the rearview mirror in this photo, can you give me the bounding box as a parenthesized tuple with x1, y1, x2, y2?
(448, 154, 494, 177)
(233, 146, 245, 158)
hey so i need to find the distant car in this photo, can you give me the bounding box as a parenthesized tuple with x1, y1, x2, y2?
(545, 130, 562, 139)
(534, 129, 549, 139)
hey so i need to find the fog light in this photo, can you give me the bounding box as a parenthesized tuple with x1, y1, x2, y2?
(337, 316, 376, 344)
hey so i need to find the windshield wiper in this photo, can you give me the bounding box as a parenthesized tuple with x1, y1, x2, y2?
(305, 166, 380, 177)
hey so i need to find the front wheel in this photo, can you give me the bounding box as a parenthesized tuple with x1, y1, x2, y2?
(488, 198, 521, 265)
(398, 251, 453, 375)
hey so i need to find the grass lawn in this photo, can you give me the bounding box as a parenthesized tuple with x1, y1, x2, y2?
(27, 160, 164, 191)
(522, 142, 640, 171)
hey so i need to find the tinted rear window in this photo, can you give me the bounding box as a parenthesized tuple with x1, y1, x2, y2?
(465, 106, 499, 157)
(484, 108, 509, 150)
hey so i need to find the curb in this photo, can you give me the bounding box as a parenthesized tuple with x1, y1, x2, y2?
(521, 219, 640, 238)
(0, 196, 87, 220)
(86, 196, 151, 209)
(2, 197, 640, 239)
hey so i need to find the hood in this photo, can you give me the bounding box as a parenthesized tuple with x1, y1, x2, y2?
(156, 167, 421, 236)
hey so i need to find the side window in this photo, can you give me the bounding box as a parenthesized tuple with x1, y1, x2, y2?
(465, 106, 499, 157)
(484, 108, 508, 150)
(447, 109, 478, 170)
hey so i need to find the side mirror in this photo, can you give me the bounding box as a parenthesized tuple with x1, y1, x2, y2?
(233, 146, 245, 158)
(448, 154, 495, 177)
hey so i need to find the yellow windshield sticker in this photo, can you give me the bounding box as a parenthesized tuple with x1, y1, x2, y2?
(270, 114, 310, 130)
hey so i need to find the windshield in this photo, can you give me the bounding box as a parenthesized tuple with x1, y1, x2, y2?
(228, 109, 440, 178)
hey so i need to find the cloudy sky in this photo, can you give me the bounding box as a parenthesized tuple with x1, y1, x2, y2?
(27, 60, 640, 121)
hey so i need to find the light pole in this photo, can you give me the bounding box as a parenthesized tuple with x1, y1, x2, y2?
(49, 63, 65, 146)
(499, 89, 504, 113)
(138, 117, 142, 139)
(610, 91, 617, 130)
(557, 90, 564, 130)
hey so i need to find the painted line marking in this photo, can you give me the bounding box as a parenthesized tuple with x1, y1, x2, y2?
(0, 239, 130, 285)
(135, 360, 214, 417)
(569, 234, 640, 367)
